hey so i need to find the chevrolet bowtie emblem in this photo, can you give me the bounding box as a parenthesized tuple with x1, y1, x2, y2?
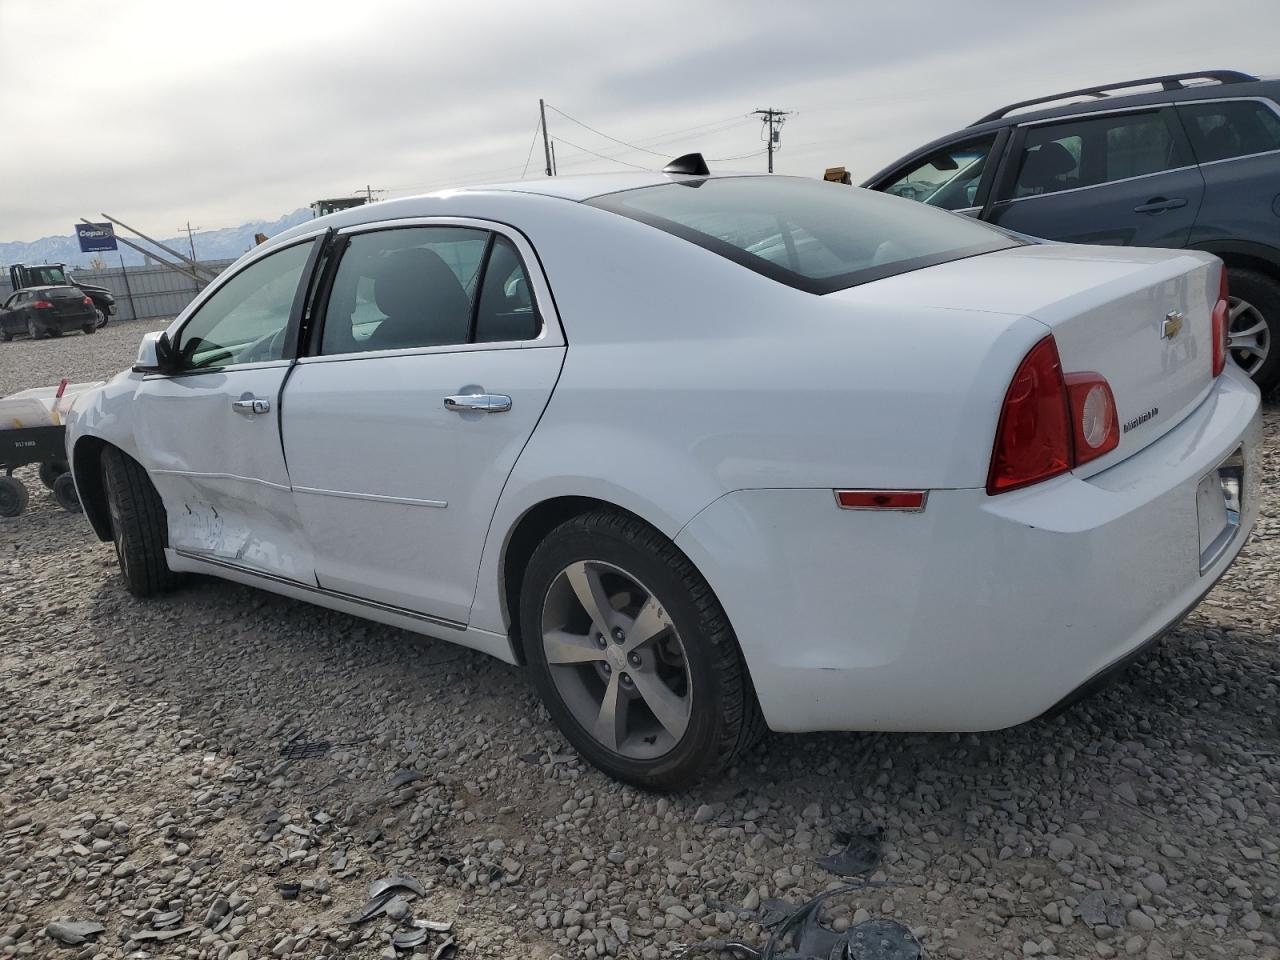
(1161, 311, 1185, 339)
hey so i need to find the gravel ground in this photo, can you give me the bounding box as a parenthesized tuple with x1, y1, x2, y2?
(2, 318, 1278, 960)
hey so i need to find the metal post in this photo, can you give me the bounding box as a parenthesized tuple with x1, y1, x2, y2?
(550, 139, 557, 176)
(540, 98, 553, 176)
(98, 213, 216, 279)
(184, 221, 201, 291)
(118, 253, 138, 321)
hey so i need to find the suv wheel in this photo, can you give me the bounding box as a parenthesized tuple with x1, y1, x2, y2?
(520, 509, 764, 791)
(102, 448, 182, 596)
(1227, 268, 1280, 394)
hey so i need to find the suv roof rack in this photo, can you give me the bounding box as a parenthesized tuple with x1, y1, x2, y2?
(971, 70, 1259, 125)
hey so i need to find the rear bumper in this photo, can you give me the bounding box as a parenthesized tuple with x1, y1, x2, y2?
(674, 366, 1262, 733)
(33, 311, 95, 333)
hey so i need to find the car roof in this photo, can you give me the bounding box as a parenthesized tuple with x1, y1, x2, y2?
(865, 71, 1279, 184)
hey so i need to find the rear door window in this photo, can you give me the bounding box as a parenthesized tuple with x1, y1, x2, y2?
(587, 176, 1021, 294)
(1178, 99, 1280, 162)
(1012, 110, 1189, 198)
(878, 135, 997, 210)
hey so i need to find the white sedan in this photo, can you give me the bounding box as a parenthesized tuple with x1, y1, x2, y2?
(65, 163, 1261, 790)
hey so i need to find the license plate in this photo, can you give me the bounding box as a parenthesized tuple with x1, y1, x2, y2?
(1197, 447, 1244, 574)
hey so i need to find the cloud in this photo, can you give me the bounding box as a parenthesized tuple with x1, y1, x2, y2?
(0, 0, 1276, 242)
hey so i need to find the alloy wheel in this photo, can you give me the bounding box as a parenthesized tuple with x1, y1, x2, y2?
(540, 560, 692, 760)
(1227, 296, 1270, 377)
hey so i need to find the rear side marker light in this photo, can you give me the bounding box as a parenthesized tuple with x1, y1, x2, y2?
(1211, 266, 1229, 377)
(835, 490, 927, 511)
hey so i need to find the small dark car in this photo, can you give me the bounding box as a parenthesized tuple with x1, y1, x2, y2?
(865, 70, 1280, 392)
(0, 286, 99, 340)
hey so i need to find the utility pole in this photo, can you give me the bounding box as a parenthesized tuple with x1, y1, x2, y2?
(550, 140, 557, 176)
(539, 98, 553, 176)
(753, 107, 792, 173)
(181, 221, 201, 291)
(365, 184, 373, 202)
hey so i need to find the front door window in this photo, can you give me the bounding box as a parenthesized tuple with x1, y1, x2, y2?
(880, 135, 996, 210)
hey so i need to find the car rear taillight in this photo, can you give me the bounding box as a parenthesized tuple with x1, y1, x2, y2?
(988, 337, 1072, 494)
(82, 296, 93, 306)
(1211, 266, 1229, 378)
(32, 300, 54, 309)
(988, 335, 1121, 495)
(1065, 373, 1119, 466)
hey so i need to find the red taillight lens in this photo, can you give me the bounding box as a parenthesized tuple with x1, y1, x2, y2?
(1064, 373, 1119, 466)
(987, 336, 1072, 494)
(83, 296, 93, 306)
(32, 300, 54, 309)
(1211, 266, 1229, 378)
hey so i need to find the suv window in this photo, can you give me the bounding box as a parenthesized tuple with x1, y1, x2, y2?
(1179, 99, 1280, 162)
(474, 235, 542, 343)
(175, 240, 314, 369)
(880, 135, 996, 210)
(1012, 110, 1189, 198)
(320, 227, 488, 356)
(589, 176, 1020, 294)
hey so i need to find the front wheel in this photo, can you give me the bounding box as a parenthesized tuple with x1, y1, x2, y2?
(520, 509, 763, 791)
(102, 448, 181, 596)
(1226, 268, 1280, 394)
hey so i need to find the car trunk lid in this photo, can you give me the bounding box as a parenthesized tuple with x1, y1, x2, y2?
(841, 242, 1221, 476)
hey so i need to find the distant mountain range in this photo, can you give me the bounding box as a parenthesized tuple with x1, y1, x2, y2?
(0, 208, 316, 269)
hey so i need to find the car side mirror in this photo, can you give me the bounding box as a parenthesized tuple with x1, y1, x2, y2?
(134, 331, 177, 373)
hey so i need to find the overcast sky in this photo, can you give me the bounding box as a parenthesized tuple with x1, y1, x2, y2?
(1, 0, 1276, 243)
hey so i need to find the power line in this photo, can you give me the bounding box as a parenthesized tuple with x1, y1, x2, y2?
(706, 148, 768, 162)
(520, 115, 543, 179)
(546, 104, 675, 158)
(551, 136, 654, 171)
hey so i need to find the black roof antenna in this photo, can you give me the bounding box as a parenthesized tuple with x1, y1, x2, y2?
(663, 152, 710, 176)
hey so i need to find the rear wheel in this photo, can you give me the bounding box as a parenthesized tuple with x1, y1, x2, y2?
(1226, 268, 1280, 394)
(1, 329, 12, 342)
(53, 473, 82, 512)
(0, 476, 29, 517)
(26, 318, 42, 340)
(520, 509, 764, 791)
(82, 322, 97, 335)
(102, 447, 181, 596)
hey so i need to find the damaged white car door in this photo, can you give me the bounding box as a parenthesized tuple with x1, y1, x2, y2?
(130, 237, 320, 582)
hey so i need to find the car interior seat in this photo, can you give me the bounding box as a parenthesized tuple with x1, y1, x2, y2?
(1017, 141, 1078, 195)
(367, 248, 471, 350)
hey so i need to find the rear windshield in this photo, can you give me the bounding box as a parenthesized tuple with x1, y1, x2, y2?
(586, 176, 1022, 294)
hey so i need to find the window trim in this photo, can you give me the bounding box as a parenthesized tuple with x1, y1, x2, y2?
(991, 105, 1198, 207)
(1173, 96, 1280, 167)
(163, 229, 328, 376)
(298, 216, 563, 366)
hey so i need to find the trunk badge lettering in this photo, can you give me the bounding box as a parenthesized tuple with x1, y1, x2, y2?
(1123, 407, 1159, 434)
(1161, 311, 1184, 339)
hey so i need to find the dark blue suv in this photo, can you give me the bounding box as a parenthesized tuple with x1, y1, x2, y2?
(865, 70, 1280, 392)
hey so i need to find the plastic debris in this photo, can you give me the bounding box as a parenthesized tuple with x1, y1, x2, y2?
(342, 875, 425, 925)
(45, 920, 105, 946)
(131, 926, 197, 942)
(392, 928, 429, 950)
(815, 825, 882, 878)
(432, 935, 457, 959)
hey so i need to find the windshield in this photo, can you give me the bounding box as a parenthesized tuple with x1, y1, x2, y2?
(587, 176, 1022, 294)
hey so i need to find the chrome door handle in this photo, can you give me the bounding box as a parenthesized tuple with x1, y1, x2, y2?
(444, 394, 512, 413)
(232, 398, 271, 416)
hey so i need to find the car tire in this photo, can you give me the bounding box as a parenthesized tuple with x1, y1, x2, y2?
(0, 476, 29, 517)
(48, 329, 63, 338)
(82, 322, 97, 335)
(38, 460, 68, 490)
(53, 473, 82, 512)
(102, 447, 182, 596)
(520, 508, 764, 791)
(26, 318, 42, 340)
(1227, 268, 1280, 395)
(1, 330, 12, 342)
(95, 307, 108, 329)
